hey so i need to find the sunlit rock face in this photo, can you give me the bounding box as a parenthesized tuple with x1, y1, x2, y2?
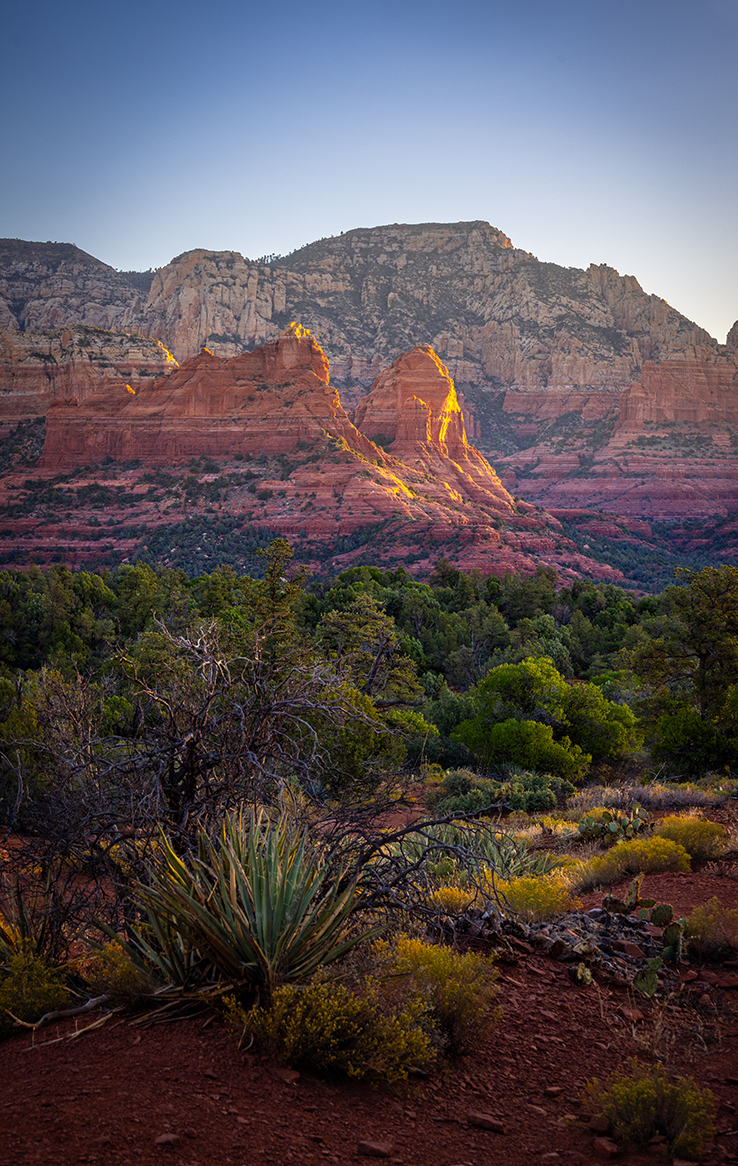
(354, 345, 511, 508)
(0, 326, 177, 422)
(41, 324, 375, 466)
(37, 329, 618, 580)
(5, 226, 738, 520)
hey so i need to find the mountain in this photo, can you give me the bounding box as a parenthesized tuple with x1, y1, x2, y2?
(2, 223, 736, 522)
(2, 325, 623, 581)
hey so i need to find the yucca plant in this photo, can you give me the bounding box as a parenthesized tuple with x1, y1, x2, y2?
(392, 821, 555, 883)
(133, 810, 374, 1002)
(0, 871, 63, 966)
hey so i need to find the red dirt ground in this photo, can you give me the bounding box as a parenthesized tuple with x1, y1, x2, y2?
(2, 812, 738, 1166)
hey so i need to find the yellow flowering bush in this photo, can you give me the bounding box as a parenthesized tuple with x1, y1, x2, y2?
(571, 835, 691, 893)
(498, 872, 580, 922)
(654, 815, 729, 861)
(248, 979, 433, 1083)
(376, 934, 499, 1056)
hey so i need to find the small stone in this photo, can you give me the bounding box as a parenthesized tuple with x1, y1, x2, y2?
(154, 1133, 180, 1148)
(593, 1137, 621, 1158)
(698, 993, 713, 1006)
(467, 1112, 505, 1133)
(589, 1117, 611, 1134)
(618, 1005, 644, 1022)
(544, 1087, 564, 1098)
(203, 1069, 219, 1080)
(530, 1105, 548, 1116)
(357, 1142, 393, 1158)
(182, 1128, 197, 1139)
(618, 941, 646, 959)
(672, 1159, 698, 1166)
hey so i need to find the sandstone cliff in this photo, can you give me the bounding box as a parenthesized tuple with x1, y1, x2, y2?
(497, 349, 738, 518)
(41, 324, 375, 466)
(33, 327, 613, 580)
(4, 225, 738, 522)
(0, 239, 148, 334)
(0, 326, 177, 422)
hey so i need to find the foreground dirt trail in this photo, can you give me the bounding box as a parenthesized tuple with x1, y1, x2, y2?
(2, 944, 738, 1166)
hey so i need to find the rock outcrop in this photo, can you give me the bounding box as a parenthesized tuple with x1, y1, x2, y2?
(4, 226, 738, 522)
(497, 349, 738, 518)
(0, 239, 147, 334)
(354, 346, 511, 505)
(41, 324, 375, 466)
(0, 326, 177, 422)
(31, 327, 615, 580)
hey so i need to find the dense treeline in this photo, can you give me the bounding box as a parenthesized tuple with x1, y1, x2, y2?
(1, 549, 737, 841)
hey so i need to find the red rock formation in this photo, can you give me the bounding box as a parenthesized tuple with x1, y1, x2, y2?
(617, 357, 738, 428)
(30, 328, 623, 580)
(354, 346, 511, 513)
(496, 347, 738, 519)
(0, 326, 177, 423)
(41, 324, 378, 466)
(6, 229, 738, 529)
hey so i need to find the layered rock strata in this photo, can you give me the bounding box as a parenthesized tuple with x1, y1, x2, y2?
(497, 351, 738, 518)
(41, 324, 376, 466)
(35, 326, 616, 579)
(0, 326, 177, 422)
(4, 225, 738, 521)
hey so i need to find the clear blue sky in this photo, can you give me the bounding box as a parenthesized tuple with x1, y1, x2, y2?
(2, 0, 737, 341)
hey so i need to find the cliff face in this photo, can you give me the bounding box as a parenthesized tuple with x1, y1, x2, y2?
(33, 327, 618, 580)
(3, 224, 718, 397)
(497, 350, 738, 518)
(4, 226, 738, 522)
(133, 225, 718, 399)
(0, 326, 177, 422)
(354, 346, 510, 504)
(41, 324, 375, 466)
(0, 240, 147, 334)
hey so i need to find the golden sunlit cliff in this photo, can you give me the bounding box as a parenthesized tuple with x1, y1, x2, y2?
(17, 327, 618, 580)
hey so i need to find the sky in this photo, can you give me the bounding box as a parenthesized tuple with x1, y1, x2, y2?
(2, 0, 737, 342)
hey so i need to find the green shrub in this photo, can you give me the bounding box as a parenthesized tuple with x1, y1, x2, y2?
(248, 979, 432, 1083)
(75, 941, 153, 1006)
(585, 1060, 715, 1159)
(0, 953, 69, 1039)
(685, 896, 738, 960)
(654, 815, 729, 860)
(428, 768, 575, 817)
(453, 717, 589, 782)
(376, 934, 499, 1056)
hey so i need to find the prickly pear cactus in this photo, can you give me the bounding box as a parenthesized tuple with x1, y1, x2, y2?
(634, 956, 663, 997)
(662, 920, 685, 963)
